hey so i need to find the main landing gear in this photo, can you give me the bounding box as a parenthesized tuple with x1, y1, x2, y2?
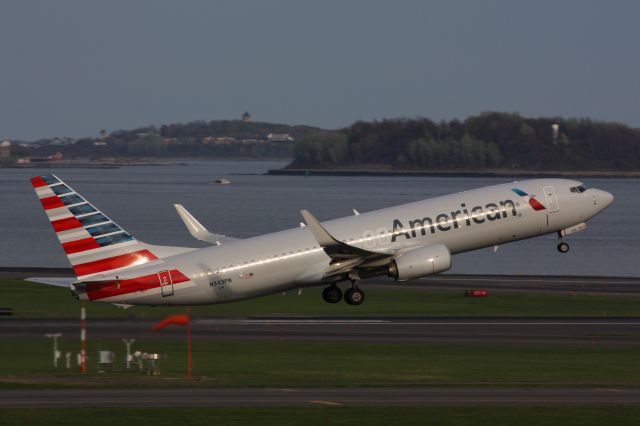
(557, 231, 570, 253)
(322, 278, 365, 306)
(344, 287, 365, 306)
(322, 285, 342, 304)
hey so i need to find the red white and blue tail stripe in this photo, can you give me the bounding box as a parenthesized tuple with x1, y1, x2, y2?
(31, 174, 162, 280)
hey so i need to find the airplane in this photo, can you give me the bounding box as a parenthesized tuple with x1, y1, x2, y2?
(28, 175, 613, 307)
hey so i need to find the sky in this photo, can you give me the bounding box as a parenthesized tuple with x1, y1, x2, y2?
(1, 0, 639, 140)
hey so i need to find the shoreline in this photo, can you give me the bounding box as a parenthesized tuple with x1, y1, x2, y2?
(0, 158, 291, 169)
(267, 168, 640, 179)
(0, 160, 187, 169)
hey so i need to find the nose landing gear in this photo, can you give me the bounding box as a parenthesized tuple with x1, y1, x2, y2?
(557, 231, 570, 253)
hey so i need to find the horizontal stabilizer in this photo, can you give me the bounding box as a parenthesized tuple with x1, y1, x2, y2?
(25, 277, 76, 287)
(71, 277, 122, 290)
(174, 204, 238, 245)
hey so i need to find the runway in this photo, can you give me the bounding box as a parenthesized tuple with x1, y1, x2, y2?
(2, 387, 640, 407)
(418, 275, 640, 295)
(3, 316, 640, 345)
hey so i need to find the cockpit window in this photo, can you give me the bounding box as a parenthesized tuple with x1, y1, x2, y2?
(570, 185, 588, 193)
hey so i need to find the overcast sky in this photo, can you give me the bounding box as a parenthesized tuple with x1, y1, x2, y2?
(1, 0, 639, 140)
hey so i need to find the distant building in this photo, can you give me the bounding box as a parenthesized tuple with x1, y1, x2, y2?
(242, 112, 252, 122)
(202, 136, 237, 145)
(93, 141, 108, 146)
(50, 137, 76, 146)
(0, 140, 11, 158)
(267, 133, 294, 142)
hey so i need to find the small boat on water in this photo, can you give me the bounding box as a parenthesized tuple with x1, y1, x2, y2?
(214, 178, 231, 184)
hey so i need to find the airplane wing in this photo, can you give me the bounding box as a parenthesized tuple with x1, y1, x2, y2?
(174, 204, 239, 245)
(300, 210, 396, 279)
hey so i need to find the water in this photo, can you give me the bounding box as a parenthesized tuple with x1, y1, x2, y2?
(1, 161, 638, 277)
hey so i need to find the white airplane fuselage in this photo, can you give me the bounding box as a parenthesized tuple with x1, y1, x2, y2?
(71, 178, 612, 306)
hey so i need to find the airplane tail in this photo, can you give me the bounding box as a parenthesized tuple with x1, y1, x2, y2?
(31, 174, 194, 280)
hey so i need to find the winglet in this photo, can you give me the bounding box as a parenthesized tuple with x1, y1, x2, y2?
(300, 210, 379, 261)
(175, 204, 214, 242)
(300, 210, 340, 247)
(174, 204, 236, 245)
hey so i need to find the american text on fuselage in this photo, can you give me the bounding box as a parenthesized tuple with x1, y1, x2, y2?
(390, 199, 518, 242)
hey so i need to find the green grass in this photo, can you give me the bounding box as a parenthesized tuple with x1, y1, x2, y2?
(1, 406, 640, 426)
(3, 339, 640, 388)
(2, 279, 640, 318)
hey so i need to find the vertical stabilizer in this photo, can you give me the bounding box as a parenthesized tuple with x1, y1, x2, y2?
(31, 174, 193, 280)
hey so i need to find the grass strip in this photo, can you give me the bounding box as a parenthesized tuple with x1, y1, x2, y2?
(1, 279, 639, 318)
(2, 340, 640, 388)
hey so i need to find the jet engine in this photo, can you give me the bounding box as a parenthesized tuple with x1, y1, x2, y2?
(388, 244, 451, 281)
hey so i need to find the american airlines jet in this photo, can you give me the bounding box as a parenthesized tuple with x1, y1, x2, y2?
(29, 175, 613, 307)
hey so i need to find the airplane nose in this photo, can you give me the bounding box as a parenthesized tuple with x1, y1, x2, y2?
(595, 189, 614, 209)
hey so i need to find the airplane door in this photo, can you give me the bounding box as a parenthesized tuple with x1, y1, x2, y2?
(543, 186, 559, 212)
(158, 270, 174, 297)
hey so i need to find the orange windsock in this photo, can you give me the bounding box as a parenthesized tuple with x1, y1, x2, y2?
(151, 313, 190, 331)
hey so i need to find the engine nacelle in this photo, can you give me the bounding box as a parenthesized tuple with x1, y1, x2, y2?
(388, 244, 451, 281)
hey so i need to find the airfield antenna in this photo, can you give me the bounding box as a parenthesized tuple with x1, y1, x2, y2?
(44, 333, 62, 368)
(80, 303, 87, 373)
(122, 339, 136, 370)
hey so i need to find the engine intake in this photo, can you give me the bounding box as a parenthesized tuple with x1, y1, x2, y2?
(388, 244, 451, 281)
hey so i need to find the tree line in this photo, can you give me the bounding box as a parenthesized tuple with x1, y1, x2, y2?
(289, 112, 640, 170)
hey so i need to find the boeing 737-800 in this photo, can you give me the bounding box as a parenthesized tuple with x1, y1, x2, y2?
(29, 175, 613, 307)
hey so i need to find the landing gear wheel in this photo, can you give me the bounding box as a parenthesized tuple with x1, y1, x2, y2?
(322, 285, 342, 304)
(344, 287, 365, 306)
(557, 242, 570, 253)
